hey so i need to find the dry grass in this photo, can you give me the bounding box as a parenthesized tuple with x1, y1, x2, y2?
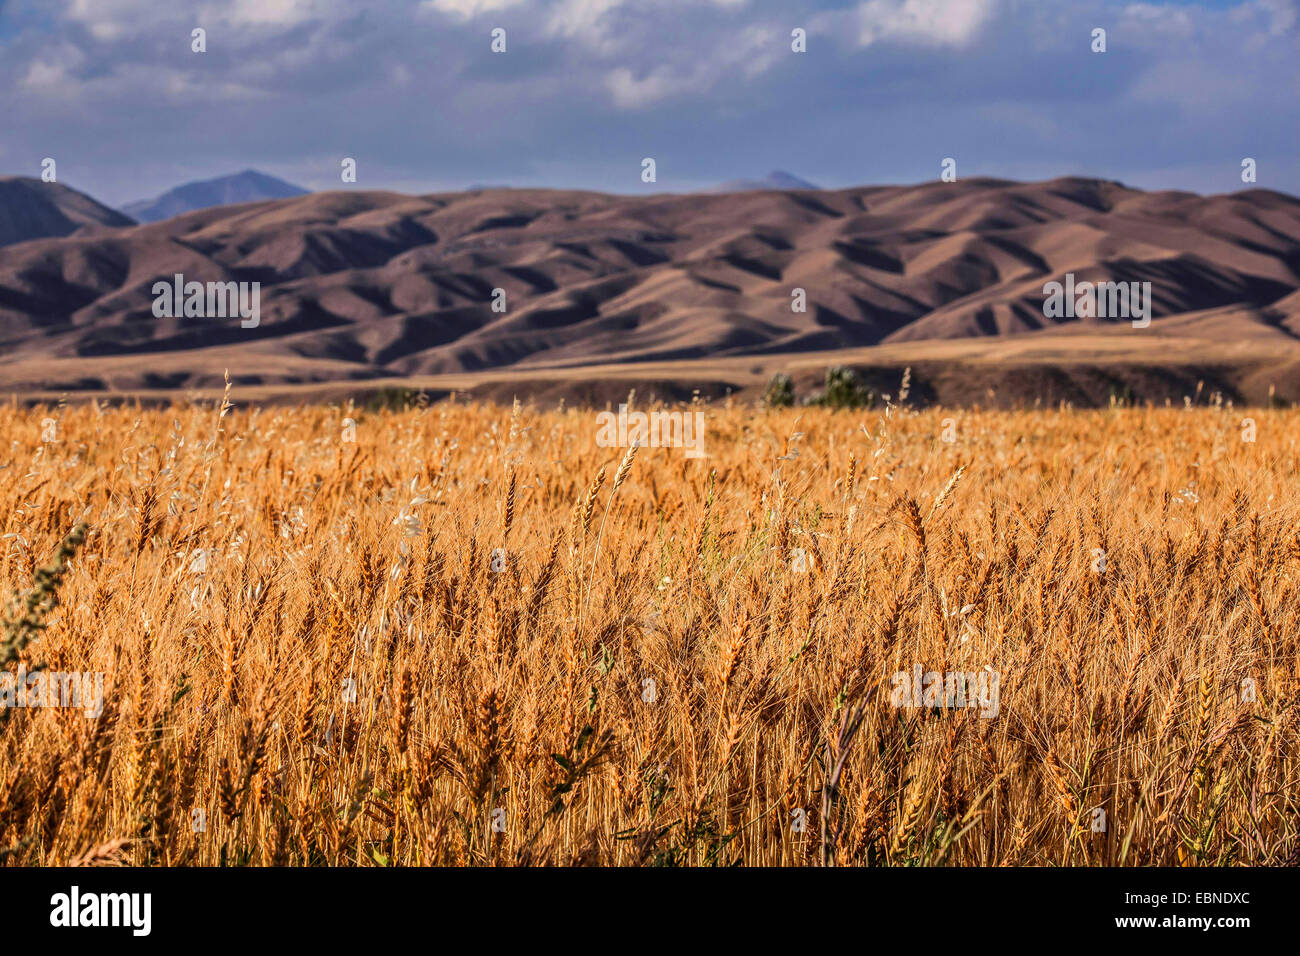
(1, 392, 1298, 866)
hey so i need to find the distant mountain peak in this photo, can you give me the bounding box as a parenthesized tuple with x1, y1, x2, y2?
(710, 171, 820, 193)
(121, 170, 309, 223)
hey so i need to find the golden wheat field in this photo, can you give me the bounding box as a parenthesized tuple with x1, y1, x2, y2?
(1, 391, 1297, 867)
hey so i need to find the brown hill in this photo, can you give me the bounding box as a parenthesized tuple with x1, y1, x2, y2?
(1, 177, 1299, 400)
(0, 177, 135, 248)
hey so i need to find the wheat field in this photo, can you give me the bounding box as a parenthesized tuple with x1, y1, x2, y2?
(1, 390, 1297, 867)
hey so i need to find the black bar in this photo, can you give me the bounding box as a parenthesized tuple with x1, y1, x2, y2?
(4, 866, 1280, 942)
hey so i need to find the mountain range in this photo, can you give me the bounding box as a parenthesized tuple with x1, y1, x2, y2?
(120, 170, 308, 223)
(1, 175, 1299, 404)
(710, 171, 820, 192)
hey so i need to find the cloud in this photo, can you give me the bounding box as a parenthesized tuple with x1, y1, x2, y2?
(1, 0, 1294, 203)
(605, 66, 689, 108)
(1259, 0, 1300, 34)
(857, 0, 997, 48)
(20, 40, 85, 94)
(604, 21, 779, 108)
(1232, 0, 1300, 36)
(23, 57, 73, 92)
(64, 0, 158, 41)
(545, 0, 625, 48)
(541, 0, 756, 56)
(220, 0, 338, 26)
(421, 0, 526, 20)
(62, 0, 341, 39)
(1118, 3, 1196, 38)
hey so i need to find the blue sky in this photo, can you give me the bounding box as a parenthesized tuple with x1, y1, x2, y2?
(0, 0, 1296, 205)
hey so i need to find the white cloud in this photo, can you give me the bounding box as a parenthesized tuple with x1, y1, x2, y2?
(604, 22, 778, 108)
(222, 0, 336, 26)
(1128, 58, 1261, 114)
(1236, 0, 1299, 36)
(24, 58, 73, 92)
(421, 0, 526, 20)
(1259, 0, 1299, 34)
(1119, 3, 1196, 38)
(545, 0, 625, 47)
(64, 0, 341, 38)
(64, 0, 159, 41)
(543, 0, 750, 53)
(20, 42, 86, 94)
(606, 66, 693, 109)
(857, 0, 996, 48)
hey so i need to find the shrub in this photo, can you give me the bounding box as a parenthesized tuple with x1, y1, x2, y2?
(821, 365, 869, 409)
(762, 373, 795, 408)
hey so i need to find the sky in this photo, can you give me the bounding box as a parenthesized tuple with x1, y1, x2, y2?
(0, 0, 1296, 206)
